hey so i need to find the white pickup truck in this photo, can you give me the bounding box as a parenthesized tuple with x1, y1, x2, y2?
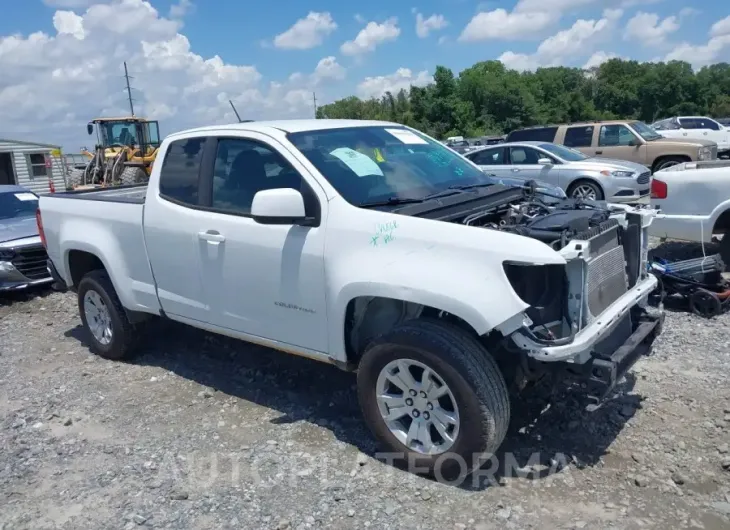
(38, 119, 663, 477)
(649, 160, 730, 264)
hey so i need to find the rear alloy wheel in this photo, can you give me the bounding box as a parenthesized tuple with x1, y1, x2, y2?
(77, 270, 137, 360)
(569, 180, 603, 201)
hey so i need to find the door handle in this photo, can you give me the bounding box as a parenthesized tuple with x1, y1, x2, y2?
(595, 150, 603, 155)
(198, 230, 225, 243)
(511, 168, 520, 172)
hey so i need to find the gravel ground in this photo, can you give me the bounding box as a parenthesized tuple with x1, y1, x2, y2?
(2, 241, 730, 530)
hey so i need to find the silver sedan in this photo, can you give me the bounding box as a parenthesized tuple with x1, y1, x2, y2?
(464, 141, 651, 202)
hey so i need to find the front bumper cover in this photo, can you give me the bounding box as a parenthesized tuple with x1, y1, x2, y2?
(0, 260, 54, 291)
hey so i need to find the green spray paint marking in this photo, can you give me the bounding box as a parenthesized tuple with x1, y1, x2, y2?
(371, 220, 398, 246)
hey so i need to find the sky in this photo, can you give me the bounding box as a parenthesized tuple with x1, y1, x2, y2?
(0, 0, 728, 151)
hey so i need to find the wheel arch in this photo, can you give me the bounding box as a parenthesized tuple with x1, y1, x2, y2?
(651, 154, 691, 172)
(339, 293, 496, 368)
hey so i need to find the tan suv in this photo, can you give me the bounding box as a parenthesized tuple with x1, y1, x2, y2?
(506, 120, 718, 172)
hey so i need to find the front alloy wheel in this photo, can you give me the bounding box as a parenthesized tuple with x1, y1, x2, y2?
(375, 359, 460, 455)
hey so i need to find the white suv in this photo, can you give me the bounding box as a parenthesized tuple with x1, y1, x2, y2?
(652, 116, 730, 156)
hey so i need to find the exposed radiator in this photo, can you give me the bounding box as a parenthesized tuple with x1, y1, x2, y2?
(577, 221, 629, 323)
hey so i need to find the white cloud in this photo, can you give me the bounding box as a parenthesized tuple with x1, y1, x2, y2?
(273, 12, 337, 50)
(710, 15, 730, 38)
(498, 9, 623, 71)
(0, 0, 344, 148)
(53, 11, 86, 40)
(624, 12, 678, 47)
(415, 13, 448, 38)
(169, 0, 194, 19)
(583, 51, 619, 69)
(665, 35, 730, 68)
(459, 9, 555, 41)
(312, 56, 346, 82)
(357, 68, 432, 99)
(515, 0, 658, 11)
(341, 18, 400, 56)
(42, 0, 103, 7)
(498, 51, 541, 71)
(679, 7, 700, 18)
(514, 0, 594, 12)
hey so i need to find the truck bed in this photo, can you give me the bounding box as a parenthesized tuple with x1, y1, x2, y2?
(52, 184, 147, 204)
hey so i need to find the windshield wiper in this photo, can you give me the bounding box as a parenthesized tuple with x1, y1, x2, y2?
(359, 196, 426, 208)
(446, 182, 495, 191)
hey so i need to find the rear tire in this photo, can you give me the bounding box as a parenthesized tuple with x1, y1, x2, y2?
(567, 179, 604, 201)
(357, 319, 510, 480)
(120, 167, 147, 186)
(77, 270, 137, 361)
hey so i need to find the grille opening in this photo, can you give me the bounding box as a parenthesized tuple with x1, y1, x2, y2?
(11, 244, 50, 280)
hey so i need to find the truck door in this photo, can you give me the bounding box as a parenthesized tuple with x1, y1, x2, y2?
(595, 124, 647, 165)
(195, 134, 329, 353)
(143, 135, 213, 323)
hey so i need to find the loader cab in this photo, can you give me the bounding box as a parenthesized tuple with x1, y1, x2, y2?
(88, 117, 161, 155)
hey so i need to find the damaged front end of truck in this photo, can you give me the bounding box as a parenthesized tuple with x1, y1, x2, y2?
(494, 200, 664, 408)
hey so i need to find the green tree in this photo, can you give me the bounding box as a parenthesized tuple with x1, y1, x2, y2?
(315, 58, 730, 139)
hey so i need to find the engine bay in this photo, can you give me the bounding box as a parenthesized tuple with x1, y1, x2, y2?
(457, 186, 614, 250)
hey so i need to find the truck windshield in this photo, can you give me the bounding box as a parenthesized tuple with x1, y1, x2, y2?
(630, 121, 663, 142)
(287, 126, 491, 206)
(0, 190, 38, 220)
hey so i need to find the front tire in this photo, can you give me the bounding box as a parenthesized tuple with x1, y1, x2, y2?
(77, 270, 137, 360)
(357, 319, 510, 479)
(119, 167, 147, 186)
(652, 156, 687, 173)
(568, 179, 604, 201)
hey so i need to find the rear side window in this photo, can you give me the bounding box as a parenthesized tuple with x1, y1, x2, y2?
(564, 126, 594, 147)
(469, 147, 506, 165)
(506, 127, 557, 142)
(159, 137, 206, 205)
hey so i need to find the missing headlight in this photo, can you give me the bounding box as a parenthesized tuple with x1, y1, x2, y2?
(503, 262, 567, 330)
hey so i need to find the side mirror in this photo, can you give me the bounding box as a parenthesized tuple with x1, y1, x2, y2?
(87, 123, 93, 135)
(537, 157, 552, 165)
(251, 188, 311, 225)
(627, 140, 636, 147)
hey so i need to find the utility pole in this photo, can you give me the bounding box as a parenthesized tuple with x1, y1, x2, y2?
(124, 61, 135, 116)
(312, 92, 317, 119)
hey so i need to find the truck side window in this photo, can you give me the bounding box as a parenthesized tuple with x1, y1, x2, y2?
(159, 137, 205, 206)
(598, 125, 636, 147)
(563, 126, 594, 148)
(212, 138, 302, 215)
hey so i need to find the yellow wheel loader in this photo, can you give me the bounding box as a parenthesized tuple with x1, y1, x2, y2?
(67, 117, 162, 190)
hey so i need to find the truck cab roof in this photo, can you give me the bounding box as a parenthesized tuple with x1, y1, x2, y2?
(169, 119, 402, 139)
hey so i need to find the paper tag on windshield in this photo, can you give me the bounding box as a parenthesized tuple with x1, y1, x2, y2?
(329, 148, 383, 177)
(385, 128, 428, 145)
(14, 193, 37, 201)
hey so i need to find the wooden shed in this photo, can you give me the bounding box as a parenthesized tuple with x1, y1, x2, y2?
(0, 138, 67, 194)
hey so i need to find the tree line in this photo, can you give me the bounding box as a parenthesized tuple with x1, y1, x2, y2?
(316, 59, 730, 140)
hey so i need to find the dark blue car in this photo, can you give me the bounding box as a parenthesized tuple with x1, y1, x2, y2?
(0, 185, 53, 291)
